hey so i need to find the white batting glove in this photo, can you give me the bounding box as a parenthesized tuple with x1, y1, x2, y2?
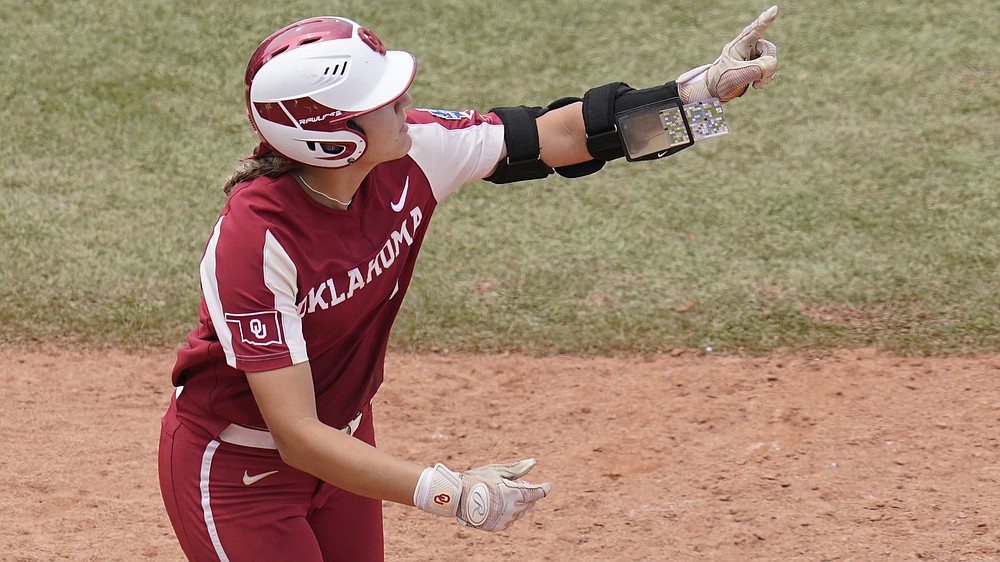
(677, 5, 780, 104)
(413, 459, 551, 532)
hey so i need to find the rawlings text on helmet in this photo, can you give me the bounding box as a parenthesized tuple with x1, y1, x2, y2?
(253, 98, 355, 131)
(299, 110, 343, 126)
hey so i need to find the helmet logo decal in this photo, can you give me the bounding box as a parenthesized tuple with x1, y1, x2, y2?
(255, 97, 357, 133)
(298, 109, 344, 126)
(358, 28, 386, 55)
(272, 97, 352, 132)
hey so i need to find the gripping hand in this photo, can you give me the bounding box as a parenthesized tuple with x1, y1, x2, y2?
(414, 459, 551, 532)
(677, 5, 780, 104)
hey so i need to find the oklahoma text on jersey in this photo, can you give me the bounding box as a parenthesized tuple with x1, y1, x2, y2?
(297, 205, 423, 317)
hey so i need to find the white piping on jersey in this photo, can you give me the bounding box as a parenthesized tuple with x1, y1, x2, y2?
(202, 216, 238, 368)
(263, 230, 308, 364)
(203, 219, 311, 368)
(200, 440, 231, 561)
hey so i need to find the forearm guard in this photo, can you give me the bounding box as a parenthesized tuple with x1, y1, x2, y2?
(485, 81, 694, 184)
(582, 81, 690, 161)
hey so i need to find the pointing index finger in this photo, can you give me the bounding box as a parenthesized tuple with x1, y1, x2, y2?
(728, 5, 778, 59)
(747, 5, 779, 43)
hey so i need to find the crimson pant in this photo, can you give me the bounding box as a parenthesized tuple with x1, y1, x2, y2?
(158, 397, 383, 561)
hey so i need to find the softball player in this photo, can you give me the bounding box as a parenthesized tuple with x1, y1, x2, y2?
(159, 8, 779, 561)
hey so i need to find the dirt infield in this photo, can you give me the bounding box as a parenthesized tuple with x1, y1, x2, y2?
(2, 347, 999, 561)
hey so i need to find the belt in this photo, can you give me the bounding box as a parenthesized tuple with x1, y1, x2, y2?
(217, 409, 364, 450)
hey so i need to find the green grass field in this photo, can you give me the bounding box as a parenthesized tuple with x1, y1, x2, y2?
(2, 0, 998, 354)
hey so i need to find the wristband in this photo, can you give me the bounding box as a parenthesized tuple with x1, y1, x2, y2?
(413, 463, 462, 518)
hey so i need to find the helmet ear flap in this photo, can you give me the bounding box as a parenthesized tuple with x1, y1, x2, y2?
(248, 100, 369, 167)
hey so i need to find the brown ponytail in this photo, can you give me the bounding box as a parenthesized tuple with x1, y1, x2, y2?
(223, 153, 298, 195)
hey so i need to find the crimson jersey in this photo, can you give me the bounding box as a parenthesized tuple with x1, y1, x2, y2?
(171, 108, 505, 435)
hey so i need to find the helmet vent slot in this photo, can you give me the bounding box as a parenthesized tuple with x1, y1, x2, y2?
(323, 62, 349, 76)
(305, 141, 346, 156)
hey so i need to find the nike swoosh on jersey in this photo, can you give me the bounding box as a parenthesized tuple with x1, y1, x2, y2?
(390, 177, 409, 212)
(242, 470, 279, 486)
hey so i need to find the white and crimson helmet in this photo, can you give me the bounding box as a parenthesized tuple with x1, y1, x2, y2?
(245, 17, 416, 167)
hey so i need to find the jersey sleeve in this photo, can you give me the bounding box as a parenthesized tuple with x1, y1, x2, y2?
(404, 108, 506, 202)
(200, 211, 309, 373)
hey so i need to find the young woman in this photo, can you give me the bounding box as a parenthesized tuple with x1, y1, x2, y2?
(159, 8, 779, 561)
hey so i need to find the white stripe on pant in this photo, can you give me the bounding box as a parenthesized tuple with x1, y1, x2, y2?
(199, 440, 230, 562)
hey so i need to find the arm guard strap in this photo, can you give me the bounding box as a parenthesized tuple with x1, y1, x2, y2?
(484, 105, 553, 184)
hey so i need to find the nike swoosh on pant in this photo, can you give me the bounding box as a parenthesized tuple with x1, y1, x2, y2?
(390, 177, 409, 212)
(242, 470, 279, 485)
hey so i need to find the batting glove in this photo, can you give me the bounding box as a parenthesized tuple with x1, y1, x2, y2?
(413, 458, 551, 532)
(677, 5, 780, 104)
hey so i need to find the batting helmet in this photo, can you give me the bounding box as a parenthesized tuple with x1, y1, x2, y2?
(245, 17, 416, 168)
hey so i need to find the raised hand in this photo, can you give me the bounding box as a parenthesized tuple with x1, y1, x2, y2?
(677, 5, 780, 103)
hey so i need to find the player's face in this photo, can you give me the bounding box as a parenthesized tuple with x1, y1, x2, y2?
(354, 91, 413, 165)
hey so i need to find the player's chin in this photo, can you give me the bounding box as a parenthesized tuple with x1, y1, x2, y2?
(397, 133, 413, 156)
(379, 138, 413, 164)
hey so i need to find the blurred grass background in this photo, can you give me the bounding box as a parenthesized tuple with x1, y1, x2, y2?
(1, 0, 997, 354)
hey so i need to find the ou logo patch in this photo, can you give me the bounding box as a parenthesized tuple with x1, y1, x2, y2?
(225, 311, 283, 347)
(249, 318, 267, 340)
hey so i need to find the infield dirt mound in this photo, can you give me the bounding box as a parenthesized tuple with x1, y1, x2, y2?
(2, 347, 998, 561)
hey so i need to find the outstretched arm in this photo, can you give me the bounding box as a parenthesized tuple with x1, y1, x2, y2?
(489, 6, 780, 180)
(536, 102, 589, 168)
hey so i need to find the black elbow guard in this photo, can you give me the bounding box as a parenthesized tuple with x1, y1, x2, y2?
(484, 105, 554, 184)
(486, 99, 606, 182)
